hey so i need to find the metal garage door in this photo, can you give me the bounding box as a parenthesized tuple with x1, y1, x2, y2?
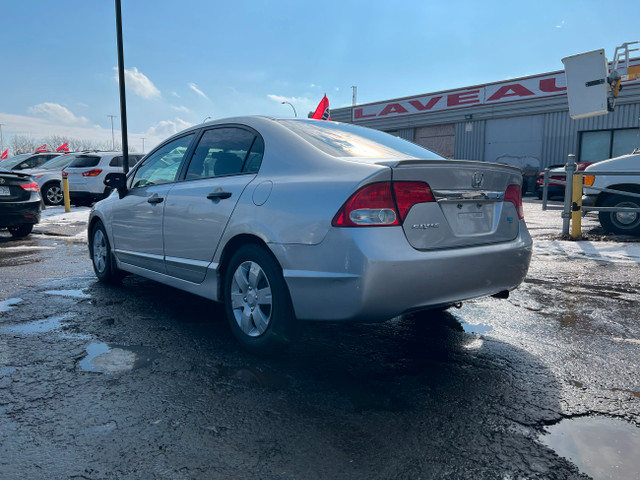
(414, 124, 455, 158)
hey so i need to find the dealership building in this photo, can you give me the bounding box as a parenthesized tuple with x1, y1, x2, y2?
(331, 65, 640, 188)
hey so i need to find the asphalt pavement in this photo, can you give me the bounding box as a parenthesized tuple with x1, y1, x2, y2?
(0, 200, 639, 479)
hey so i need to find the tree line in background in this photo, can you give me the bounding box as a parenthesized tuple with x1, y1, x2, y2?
(6, 135, 142, 155)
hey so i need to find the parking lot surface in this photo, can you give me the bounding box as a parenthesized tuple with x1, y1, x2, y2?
(0, 200, 639, 479)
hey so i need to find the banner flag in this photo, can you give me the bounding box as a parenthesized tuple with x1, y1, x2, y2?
(35, 144, 48, 152)
(56, 143, 69, 152)
(311, 94, 331, 120)
(0, 149, 8, 160)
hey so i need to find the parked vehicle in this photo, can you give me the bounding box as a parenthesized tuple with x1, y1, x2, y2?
(88, 117, 532, 354)
(0, 152, 61, 171)
(22, 153, 80, 206)
(583, 149, 640, 235)
(535, 162, 594, 199)
(62, 152, 143, 206)
(0, 167, 42, 238)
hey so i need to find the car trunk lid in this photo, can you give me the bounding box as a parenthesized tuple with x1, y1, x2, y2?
(389, 160, 523, 250)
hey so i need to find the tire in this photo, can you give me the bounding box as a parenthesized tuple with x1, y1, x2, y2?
(8, 224, 33, 238)
(42, 182, 64, 206)
(224, 244, 297, 355)
(90, 221, 125, 283)
(598, 194, 640, 236)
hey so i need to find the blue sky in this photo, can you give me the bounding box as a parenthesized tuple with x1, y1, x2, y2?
(1, 0, 639, 151)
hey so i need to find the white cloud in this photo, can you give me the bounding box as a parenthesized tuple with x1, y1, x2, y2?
(171, 91, 181, 98)
(171, 105, 190, 113)
(145, 118, 194, 138)
(267, 94, 311, 104)
(188, 83, 209, 100)
(27, 103, 88, 125)
(114, 67, 161, 99)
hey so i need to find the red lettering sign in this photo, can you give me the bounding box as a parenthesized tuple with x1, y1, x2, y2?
(379, 103, 409, 116)
(409, 97, 442, 111)
(447, 90, 481, 107)
(487, 84, 535, 102)
(539, 78, 566, 93)
(353, 108, 377, 120)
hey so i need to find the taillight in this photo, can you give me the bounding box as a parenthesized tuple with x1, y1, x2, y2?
(61, 170, 68, 178)
(332, 181, 435, 227)
(82, 169, 103, 177)
(504, 184, 524, 219)
(20, 182, 40, 192)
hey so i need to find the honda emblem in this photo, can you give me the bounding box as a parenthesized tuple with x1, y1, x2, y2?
(472, 172, 484, 188)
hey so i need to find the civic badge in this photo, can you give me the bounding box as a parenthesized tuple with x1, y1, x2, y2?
(472, 172, 484, 189)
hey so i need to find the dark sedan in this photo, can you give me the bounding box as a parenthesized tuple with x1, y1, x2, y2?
(0, 167, 42, 238)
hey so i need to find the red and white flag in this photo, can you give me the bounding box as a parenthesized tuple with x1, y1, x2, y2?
(56, 143, 69, 152)
(311, 94, 331, 120)
(35, 144, 48, 153)
(0, 149, 8, 160)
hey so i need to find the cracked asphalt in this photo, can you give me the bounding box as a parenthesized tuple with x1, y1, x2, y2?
(0, 201, 639, 479)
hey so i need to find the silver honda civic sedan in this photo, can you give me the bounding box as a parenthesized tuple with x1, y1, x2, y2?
(89, 116, 532, 354)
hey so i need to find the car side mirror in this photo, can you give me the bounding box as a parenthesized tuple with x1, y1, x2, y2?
(104, 172, 128, 198)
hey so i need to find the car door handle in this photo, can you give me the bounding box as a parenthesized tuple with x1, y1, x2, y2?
(206, 191, 232, 200)
(147, 195, 164, 204)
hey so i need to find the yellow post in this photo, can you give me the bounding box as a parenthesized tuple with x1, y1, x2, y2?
(62, 177, 71, 213)
(571, 173, 583, 239)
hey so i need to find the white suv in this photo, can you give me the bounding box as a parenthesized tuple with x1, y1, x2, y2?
(62, 152, 143, 206)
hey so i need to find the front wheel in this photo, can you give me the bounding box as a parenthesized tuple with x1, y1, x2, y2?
(224, 244, 297, 355)
(90, 221, 124, 283)
(598, 194, 640, 236)
(8, 224, 33, 238)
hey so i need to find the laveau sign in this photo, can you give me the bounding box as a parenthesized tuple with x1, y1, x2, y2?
(353, 72, 568, 121)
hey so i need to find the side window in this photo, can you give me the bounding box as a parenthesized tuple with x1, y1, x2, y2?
(109, 156, 124, 167)
(185, 127, 262, 180)
(130, 134, 194, 189)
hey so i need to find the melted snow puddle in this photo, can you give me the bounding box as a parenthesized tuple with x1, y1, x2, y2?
(79, 342, 158, 374)
(541, 416, 640, 479)
(1, 314, 72, 335)
(0, 298, 22, 313)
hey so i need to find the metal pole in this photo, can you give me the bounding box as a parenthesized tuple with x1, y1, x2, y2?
(107, 115, 116, 150)
(571, 173, 583, 239)
(0, 124, 4, 153)
(281, 102, 297, 117)
(115, 0, 129, 175)
(562, 154, 576, 236)
(352, 86, 357, 106)
(141, 137, 145, 154)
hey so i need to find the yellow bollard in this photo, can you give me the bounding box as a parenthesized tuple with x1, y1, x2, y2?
(62, 177, 71, 213)
(571, 173, 583, 239)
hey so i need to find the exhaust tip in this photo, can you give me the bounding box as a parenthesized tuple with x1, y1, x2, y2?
(491, 290, 509, 299)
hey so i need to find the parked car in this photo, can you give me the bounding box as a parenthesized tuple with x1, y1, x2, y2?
(535, 162, 594, 199)
(0, 167, 42, 238)
(62, 152, 143, 206)
(0, 152, 61, 171)
(22, 153, 81, 206)
(583, 149, 640, 235)
(88, 117, 532, 354)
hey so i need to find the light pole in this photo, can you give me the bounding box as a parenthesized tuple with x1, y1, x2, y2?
(351, 86, 357, 106)
(202, 116, 212, 123)
(114, 0, 130, 173)
(141, 137, 145, 153)
(107, 115, 117, 150)
(0, 124, 4, 153)
(281, 101, 297, 117)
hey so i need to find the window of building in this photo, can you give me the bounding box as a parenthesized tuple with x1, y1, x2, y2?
(580, 128, 640, 163)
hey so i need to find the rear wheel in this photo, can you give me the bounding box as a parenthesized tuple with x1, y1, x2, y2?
(91, 221, 124, 283)
(8, 224, 33, 238)
(598, 194, 640, 236)
(42, 182, 64, 206)
(224, 245, 297, 355)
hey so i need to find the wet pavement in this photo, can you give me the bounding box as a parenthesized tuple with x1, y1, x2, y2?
(0, 202, 639, 479)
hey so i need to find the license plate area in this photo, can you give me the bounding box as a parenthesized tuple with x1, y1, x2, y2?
(440, 201, 496, 235)
(0, 186, 10, 196)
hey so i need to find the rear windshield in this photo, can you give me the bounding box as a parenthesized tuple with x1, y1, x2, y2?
(109, 155, 142, 167)
(41, 155, 76, 169)
(277, 119, 446, 160)
(68, 155, 100, 168)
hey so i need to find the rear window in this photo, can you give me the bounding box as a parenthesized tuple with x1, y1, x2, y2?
(278, 119, 445, 160)
(68, 155, 100, 168)
(109, 155, 142, 167)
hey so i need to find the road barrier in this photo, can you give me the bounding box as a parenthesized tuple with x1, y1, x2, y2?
(62, 177, 71, 213)
(540, 154, 640, 238)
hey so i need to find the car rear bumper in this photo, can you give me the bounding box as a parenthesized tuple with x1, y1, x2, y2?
(0, 200, 41, 228)
(272, 222, 533, 322)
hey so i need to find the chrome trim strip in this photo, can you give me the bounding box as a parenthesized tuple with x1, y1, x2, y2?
(432, 190, 504, 201)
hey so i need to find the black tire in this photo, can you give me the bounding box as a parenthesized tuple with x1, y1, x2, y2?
(42, 182, 64, 206)
(598, 194, 640, 236)
(8, 224, 33, 238)
(90, 221, 125, 283)
(224, 244, 297, 355)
